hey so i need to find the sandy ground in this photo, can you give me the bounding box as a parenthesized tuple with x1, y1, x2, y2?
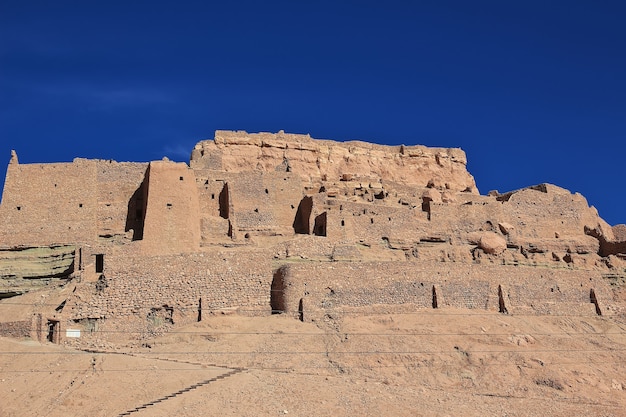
(1, 310, 626, 417)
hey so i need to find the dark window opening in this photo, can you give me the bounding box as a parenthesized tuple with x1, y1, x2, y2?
(95, 254, 104, 273)
(211, 193, 215, 199)
(166, 203, 172, 208)
(55, 300, 66, 312)
(125, 176, 148, 241)
(16, 206, 21, 211)
(341, 220, 345, 226)
(79, 203, 83, 208)
(313, 212, 327, 237)
(227, 220, 233, 238)
(265, 188, 269, 194)
(271, 268, 287, 314)
(590, 288, 602, 316)
(219, 183, 230, 219)
(498, 285, 508, 314)
(293, 196, 313, 234)
(179, 176, 184, 181)
(47, 320, 59, 343)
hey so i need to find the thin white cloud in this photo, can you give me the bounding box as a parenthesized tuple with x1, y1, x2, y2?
(35, 82, 177, 110)
(162, 143, 193, 161)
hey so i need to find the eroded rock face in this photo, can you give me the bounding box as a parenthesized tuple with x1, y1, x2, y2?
(0, 245, 75, 279)
(191, 130, 478, 193)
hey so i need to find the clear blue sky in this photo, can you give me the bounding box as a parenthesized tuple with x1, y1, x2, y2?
(1, 1, 624, 225)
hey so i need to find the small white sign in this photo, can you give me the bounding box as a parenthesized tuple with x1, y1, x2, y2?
(66, 329, 81, 338)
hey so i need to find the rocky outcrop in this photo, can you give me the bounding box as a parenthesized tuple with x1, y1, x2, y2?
(0, 245, 75, 279)
(191, 130, 478, 193)
(478, 232, 507, 255)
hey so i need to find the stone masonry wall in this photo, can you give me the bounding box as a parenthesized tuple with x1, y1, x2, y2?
(66, 248, 275, 335)
(0, 320, 32, 338)
(275, 262, 614, 320)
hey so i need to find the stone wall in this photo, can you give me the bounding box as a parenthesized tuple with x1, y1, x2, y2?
(0, 320, 32, 338)
(274, 262, 614, 320)
(65, 248, 275, 336)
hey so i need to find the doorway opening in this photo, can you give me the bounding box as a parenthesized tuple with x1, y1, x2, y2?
(95, 254, 104, 273)
(46, 320, 60, 343)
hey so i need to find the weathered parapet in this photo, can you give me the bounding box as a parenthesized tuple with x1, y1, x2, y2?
(272, 262, 614, 321)
(191, 130, 478, 193)
(0, 156, 150, 247)
(0, 159, 99, 246)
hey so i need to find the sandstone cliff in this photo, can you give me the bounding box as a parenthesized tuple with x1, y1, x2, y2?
(190, 130, 478, 193)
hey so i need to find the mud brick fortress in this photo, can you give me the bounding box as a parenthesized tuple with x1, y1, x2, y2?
(1, 130, 626, 345)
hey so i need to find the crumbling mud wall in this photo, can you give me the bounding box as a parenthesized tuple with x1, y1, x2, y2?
(0, 158, 99, 246)
(96, 161, 148, 240)
(274, 262, 614, 321)
(140, 161, 201, 254)
(63, 249, 274, 339)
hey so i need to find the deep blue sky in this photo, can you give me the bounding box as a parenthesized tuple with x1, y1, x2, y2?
(1, 1, 625, 224)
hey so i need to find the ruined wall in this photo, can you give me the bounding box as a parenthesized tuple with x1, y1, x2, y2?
(331, 199, 429, 243)
(274, 262, 613, 320)
(1, 132, 625, 345)
(424, 184, 606, 255)
(0, 159, 98, 246)
(191, 130, 478, 193)
(95, 161, 148, 240)
(0, 320, 31, 338)
(65, 249, 274, 336)
(221, 171, 303, 236)
(141, 161, 201, 254)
